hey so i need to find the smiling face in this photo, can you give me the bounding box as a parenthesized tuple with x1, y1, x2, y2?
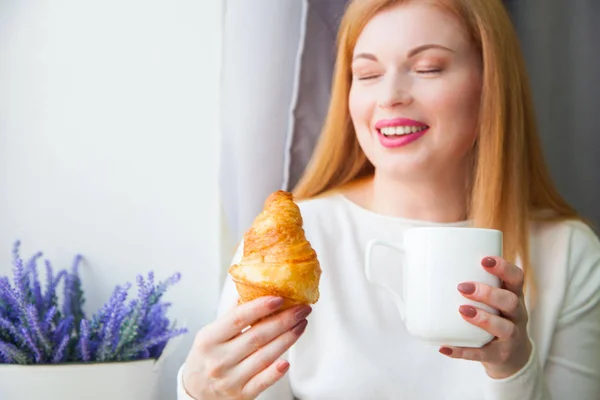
(349, 1, 483, 181)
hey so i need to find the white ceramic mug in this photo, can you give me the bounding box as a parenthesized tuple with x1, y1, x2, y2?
(365, 227, 503, 348)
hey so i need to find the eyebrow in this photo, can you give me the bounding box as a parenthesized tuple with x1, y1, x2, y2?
(352, 44, 455, 62)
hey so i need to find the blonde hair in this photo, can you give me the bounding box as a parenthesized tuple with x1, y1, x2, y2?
(293, 0, 580, 287)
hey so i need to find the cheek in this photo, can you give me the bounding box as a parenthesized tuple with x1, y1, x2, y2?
(349, 85, 376, 156)
(427, 77, 481, 142)
(348, 88, 363, 124)
(349, 87, 374, 137)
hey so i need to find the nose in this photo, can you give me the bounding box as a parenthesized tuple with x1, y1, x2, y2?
(377, 75, 413, 109)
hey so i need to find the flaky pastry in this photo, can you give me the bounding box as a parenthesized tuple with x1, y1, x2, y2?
(229, 190, 321, 309)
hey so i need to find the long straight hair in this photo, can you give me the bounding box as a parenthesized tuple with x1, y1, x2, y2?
(293, 0, 580, 287)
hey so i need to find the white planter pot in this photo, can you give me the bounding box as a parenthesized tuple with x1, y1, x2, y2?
(0, 336, 182, 400)
(0, 359, 162, 400)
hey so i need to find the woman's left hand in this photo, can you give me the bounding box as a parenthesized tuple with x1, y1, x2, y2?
(438, 256, 532, 379)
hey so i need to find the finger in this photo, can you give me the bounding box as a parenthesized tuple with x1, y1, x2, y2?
(223, 304, 312, 366)
(457, 282, 521, 319)
(440, 339, 516, 365)
(203, 296, 286, 344)
(241, 359, 291, 399)
(481, 257, 524, 296)
(234, 319, 308, 387)
(439, 345, 489, 362)
(458, 305, 517, 340)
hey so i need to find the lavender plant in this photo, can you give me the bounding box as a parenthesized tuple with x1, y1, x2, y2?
(0, 241, 187, 365)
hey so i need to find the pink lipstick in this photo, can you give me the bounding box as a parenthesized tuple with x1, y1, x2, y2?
(374, 118, 429, 149)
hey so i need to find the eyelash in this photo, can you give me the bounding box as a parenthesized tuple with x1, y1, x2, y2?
(416, 68, 442, 75)
(355, 68, 442, 81)
(357, 75, 379, 81)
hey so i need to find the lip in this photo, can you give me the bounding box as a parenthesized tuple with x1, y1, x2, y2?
(377, 129, 428, 148)
(374, 118, 428, 130)
(373, 118, 430, 149)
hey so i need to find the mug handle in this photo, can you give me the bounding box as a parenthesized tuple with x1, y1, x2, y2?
(365, 239, 407, 322)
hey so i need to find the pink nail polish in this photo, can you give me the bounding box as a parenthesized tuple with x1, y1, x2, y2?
(276, 360, 290, 373)
(482, 257, 497, 268)
(267, 297, 285, 310)
(459, 305, 477, 318)
(457, 282, 475, 295)
(292, 319, 308, 335)
(295, 306, 312, 322)
(439, 347, 453, 356)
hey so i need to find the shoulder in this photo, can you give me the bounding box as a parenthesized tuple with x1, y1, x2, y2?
(293, 177, 372, 220)
(559, 220, 600, 294)
(532, 218, 600, 273)
(295, 192, 346, 221)
(532, 219, 600, 313)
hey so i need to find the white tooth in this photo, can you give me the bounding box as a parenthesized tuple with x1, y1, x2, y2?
(380, 125, 427, 136)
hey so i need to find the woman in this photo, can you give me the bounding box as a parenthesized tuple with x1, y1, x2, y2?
(179, 0, 600, 399)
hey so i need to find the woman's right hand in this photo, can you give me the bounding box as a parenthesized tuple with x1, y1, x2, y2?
(182, 296, 311, 399)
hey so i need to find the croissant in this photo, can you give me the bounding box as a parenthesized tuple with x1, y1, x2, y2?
(229, 190, 321, 309)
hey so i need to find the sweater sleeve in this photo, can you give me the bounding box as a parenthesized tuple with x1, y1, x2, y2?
(176, 242, 295, 400)
(485, 222, 600, 400)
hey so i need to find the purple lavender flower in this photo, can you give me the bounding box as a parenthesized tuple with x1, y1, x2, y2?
(43, 261, 67, 312)
(25, 251, 44, 312)
(52, 315, 73, 356)
(0, 316, 26, 346)
(24, 304, 51, 356)
(79, 319, 91, 362)
(1, 242, 187, 364)
(96, 284, 130, 361)
(43, 306, 58, 333)
(52, 335, 70, 363)
(11, 242, 28, 299)
(62, 255, 85, 329)
(0, 340, 30, 364)
(19, 327, 42, 363)
(0, 277, 23, 322)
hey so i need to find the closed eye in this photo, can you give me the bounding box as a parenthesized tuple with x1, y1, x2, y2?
(356, 75, 380, 81)
(416, 68, 442, 75)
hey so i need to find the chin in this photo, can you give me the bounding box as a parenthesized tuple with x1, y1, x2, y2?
(373, 161, 427, 181)
(371, 151, 430, 176)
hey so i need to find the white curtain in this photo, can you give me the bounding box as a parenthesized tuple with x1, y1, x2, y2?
(219, 0, 306, 243)
(219, 0, 348, 243)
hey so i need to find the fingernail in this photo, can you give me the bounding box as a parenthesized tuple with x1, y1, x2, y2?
(267, 297, 285, 310)
(292, 319, 308, 336)
(276, 360, 290, 373)
(295, 305, 312, 322)
(482, 257, 497, 268)
(457, 282, 476, 295)
(459, 305, 477, 318)
(439, 347, 453, 356)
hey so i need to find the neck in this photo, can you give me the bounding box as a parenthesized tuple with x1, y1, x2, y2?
(356, 170, 469, 223)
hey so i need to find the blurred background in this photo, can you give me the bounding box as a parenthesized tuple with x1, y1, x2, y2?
(1, 0, 598, 399)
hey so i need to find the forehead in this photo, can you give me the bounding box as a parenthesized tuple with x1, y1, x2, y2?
(353, 2, 470, 56)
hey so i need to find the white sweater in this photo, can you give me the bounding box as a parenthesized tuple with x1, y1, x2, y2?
(178, 194, 600, 400)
